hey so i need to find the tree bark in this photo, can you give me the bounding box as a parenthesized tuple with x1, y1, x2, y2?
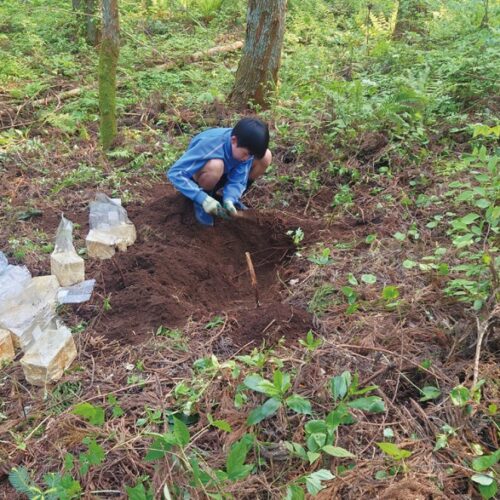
(394, 0, 428, 39)
(229, 0, 287, 109)
(85, 0, 98, 45)
(99, 0, 120, 150)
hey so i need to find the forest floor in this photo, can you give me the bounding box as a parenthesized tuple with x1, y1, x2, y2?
(1, 103, 498, 499)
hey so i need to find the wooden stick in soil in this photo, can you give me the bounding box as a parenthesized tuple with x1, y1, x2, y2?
(245, 251, 260, 308)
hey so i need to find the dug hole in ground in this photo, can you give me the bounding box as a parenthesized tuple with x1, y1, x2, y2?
(77, 185, 316, 351)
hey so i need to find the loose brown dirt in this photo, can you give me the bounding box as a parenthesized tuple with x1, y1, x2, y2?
(76, 187, 314, 348)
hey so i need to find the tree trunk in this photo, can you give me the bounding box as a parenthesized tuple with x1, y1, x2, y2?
(394, 0, 428, 39)
(99, 0, 120, 150)
(85, 0, 98, 45)
(229, 0, 287, 109)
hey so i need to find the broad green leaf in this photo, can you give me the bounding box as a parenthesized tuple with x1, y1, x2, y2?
(377, 442, 412, 460)
(144, 435, 173, 461)
(393, 232, 406, 241)
(403, 259, 417, 269)
(305, 420, 327, 434)
(330, 371, 351, 401)
(173, 417, 190, 447)
(453, 234, 474, 248)
(361, 274, 377, 284)
(226, 438, 253, 481)
(322, 445, 355, 458)
(305, 470, 335, 495)
(450, 385, 470, 406)
(382, 286, 399, 301)
(84, 438, 105, 465)
(247, 398, 281, 425)
(326, 404, 355, 429)
(211, 419, 232, 433)
(460, 213, 480, 225)
(348, 396, 385, 414)
(243, 374, 267, 393)
(307, 451, 321, 464)
(257, 380, 282, 397)
(284, 441, 308, 461)
(471, 474, 494, 486)
(285, 484, 305, 500)
(419, 386, 441, 402)
(475, 198, 491, 209)
(126, 482, 154, 500)
(478, 479, 498, 499)
(72, 402, 105, 426)
(307, 432, 327, 451)
(286, 394, 312, 415)
(273, 370, 291, 393)
(374, 470, 388, 480)
(472, 451, 500, 472)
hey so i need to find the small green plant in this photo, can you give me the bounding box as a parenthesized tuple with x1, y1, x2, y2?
(102, 295, 112, 313)
(155, 326, 188, 350)
(377, 441, 412, 468)
(9, 466, 81, 499)
(72, 402, 105, 426)
(287, 227, 305, 247)
(307, 246, 333, 266)
(470, 449, 500, 499)
(340, 286, 359, 314)
(244, 370, 312, 425)
(107, 394, 124, 418)
(299, 330, 322, 352)
(204, 315, 224, 329)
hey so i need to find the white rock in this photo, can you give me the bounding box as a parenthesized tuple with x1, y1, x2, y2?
(0, 329, 15, 364)
(0, 275, 59, 350)
(20, 322, 77, 386)
(86, 224, 136, 259)
(50, 252, 84, 287)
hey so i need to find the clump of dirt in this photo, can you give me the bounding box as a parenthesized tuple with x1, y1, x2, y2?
(83, 189, 313, 347)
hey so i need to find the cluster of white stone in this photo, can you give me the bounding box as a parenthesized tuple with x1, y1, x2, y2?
(0, 194, 136, 387)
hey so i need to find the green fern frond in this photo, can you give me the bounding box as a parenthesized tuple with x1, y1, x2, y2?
(8, 467, 43, 497)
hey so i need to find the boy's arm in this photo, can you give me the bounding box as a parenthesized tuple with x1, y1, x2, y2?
(222, 161, 252, 204)
(167, 149, 216, 206)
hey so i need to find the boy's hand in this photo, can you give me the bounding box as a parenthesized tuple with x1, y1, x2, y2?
(223, 200, 238, 216)
(202, 196, 230, 219)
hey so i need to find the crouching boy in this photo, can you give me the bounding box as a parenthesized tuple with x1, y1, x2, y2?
(167, 117, 272, 226)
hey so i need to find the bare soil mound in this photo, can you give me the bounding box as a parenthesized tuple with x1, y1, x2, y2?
(81, 191, 313, 347)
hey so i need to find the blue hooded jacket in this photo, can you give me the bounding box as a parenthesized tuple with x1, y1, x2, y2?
(167, 128, 253, 206)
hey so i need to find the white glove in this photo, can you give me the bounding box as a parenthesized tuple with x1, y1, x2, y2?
(224, 200, 238, 216)
(202, 196, 229, 219)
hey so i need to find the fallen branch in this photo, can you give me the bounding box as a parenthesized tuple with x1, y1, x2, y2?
(155, 41, 243, 71)
(1, 87, 84, 121)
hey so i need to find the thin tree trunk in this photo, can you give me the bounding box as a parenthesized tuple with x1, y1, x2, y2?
(99, 0, 120, 150)
(85, 0, 98, 45)
(229, 0, 287, 109)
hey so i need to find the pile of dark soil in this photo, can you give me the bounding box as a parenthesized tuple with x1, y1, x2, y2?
(81, 188, 313, 348)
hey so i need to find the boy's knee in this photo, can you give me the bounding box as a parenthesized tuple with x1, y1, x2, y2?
(194, 159, 224, 190)
(249, 149, 272, 181)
